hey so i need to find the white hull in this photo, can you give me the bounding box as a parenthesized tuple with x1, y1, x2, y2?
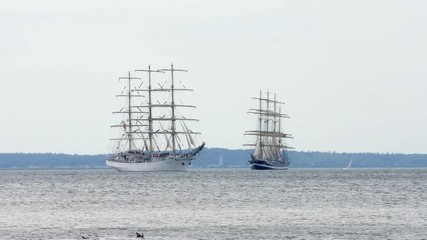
(106, 158, 192, 172)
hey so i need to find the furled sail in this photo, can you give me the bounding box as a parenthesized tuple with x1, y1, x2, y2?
(180, 120, 192, 149)
(253, 136, 262, 159)
(158, 122, 171, 150)
(182, 120, 196, 148)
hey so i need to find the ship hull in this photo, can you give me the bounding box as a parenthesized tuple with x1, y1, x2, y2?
(106, 157, 192, 172)
(106, 143, 204, 172)
(249, 157, 289, 170)
(250, 163, 288, 170)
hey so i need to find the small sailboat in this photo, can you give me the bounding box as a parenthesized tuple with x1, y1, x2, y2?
(106, 64, 205, 171)
(344, 158, 353, 169)
(207, 154, 224, 168)
(244, 90, 293, 170)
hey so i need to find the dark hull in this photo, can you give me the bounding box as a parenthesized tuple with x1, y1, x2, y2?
(249, 157, 289, 170)
(251, 164, 288, 170)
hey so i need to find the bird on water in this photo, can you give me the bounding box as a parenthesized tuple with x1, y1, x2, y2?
(136, 232, 144, 238)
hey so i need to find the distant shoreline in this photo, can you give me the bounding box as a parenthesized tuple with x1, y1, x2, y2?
(1, 149, 427, 169)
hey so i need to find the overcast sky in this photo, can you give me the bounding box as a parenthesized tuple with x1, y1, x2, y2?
(1, 0, 426, 154)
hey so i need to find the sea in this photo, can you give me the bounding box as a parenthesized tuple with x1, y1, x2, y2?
(0, 168, 426, 240)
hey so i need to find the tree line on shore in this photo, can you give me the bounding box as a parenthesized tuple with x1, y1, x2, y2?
(1, 148, 426, 169)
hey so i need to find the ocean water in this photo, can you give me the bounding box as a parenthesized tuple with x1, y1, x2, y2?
(0, 168, 426, 240)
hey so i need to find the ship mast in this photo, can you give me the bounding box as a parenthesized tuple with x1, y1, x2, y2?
(171, 64, 176, 155)
(127, 72, 132, 151)
(273, 93, 278, 159)
(134, 64, 199, 155)
(148, 66, 154, 153)
(278, 106, 282, 160)
(265, 91, 270, 158)
(158, 64, 187, 157)
(135, 65, 164, 153)
(258, 90, 262, 159)
(110, 73, 145, 151)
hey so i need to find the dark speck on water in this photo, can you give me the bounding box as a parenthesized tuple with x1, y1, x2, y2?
(0, 168, 426, 239)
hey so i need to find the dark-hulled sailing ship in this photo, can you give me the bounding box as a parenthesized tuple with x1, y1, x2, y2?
(244, 90, 293, 170)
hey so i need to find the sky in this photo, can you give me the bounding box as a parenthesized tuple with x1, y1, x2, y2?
(1, 0, 426, 154)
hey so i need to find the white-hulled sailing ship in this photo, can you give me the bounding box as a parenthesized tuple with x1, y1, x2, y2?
(244, 90, 293, 170)
(106, 64, 205, 172)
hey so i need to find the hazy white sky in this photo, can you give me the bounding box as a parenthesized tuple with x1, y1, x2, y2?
(1, 0, 426, 154)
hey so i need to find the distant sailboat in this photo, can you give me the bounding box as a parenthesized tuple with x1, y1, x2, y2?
(207, 154, 224, 168)
(344, 158, 353, 169)
(106, 64, 205, 171)
(244, 90, 293, 170)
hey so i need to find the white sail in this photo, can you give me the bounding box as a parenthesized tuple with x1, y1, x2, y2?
(136, 131, 149, 151)
(158, 121, 171, 150)
(266, 145, 275, 160)
(254, 136, 262, 159)
(344, 158, 352, 169)
(182, 120, 196, 147)
(180, 120, 193, 149)
(152, 134, 161, 152)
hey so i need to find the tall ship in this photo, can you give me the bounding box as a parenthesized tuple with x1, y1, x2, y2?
(244, 90, 293, 170)
(106, 64, 205, 171)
